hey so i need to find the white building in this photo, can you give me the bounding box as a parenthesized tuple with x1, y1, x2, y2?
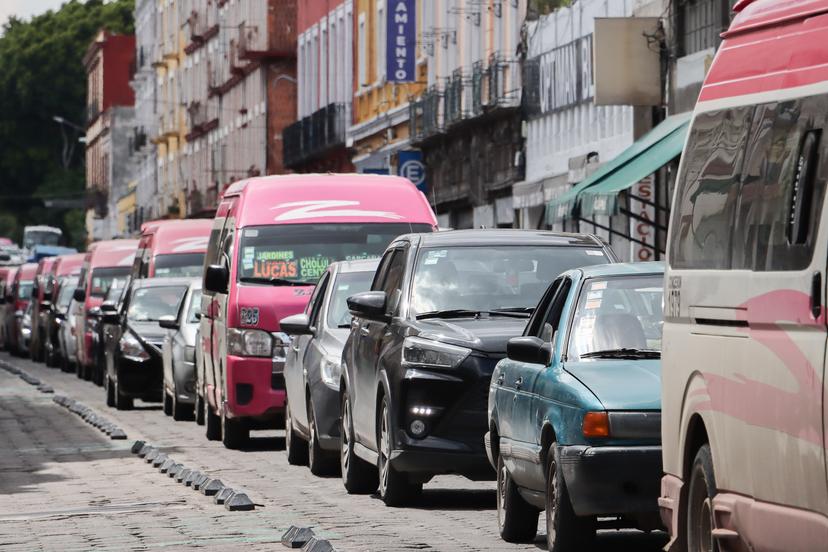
(131, 0, 158, 225)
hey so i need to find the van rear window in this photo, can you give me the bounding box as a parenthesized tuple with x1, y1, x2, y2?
(237, 223, 432, 285)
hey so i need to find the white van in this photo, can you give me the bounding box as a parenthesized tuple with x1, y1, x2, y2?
(661, 1, 828, 550)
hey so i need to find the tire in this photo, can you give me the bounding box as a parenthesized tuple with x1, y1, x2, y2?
(221, 407, 248, 449)
(285, 395, 308, 465)
(205, 397, 221, 441)
(687, 444, 718, 552)
(378, 396, 422, 507)
(114, 378, 133, 411)
(340, 391, 378, 494)
(195, 393, 205, 426)
(105, 375, 115, 407)
(497, 453, 539, 542)
(308, 398, 337, 476)
(163, 391, 173, 416)
(545, 443, 595, 552)
(171, 388, 193, 421)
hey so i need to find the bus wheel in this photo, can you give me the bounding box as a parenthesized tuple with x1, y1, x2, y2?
(687, 444, 718, 552)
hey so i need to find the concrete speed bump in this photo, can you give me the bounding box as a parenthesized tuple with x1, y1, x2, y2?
(175, 468, 191, 484)
(183, 470, 202, 487)
(159, 458, 176, 473)
(145, 449, 160, 463)
(131, 440, 145, 454)
(193, 474, 210, 490)
(137, 444, 153, 458)
(152, 454, 169, 468)
(167, 464, 183, 478)
(301, 537, 336, 552)
(200, 479, 223, 496)
(224, 492, 254, 511)
(281, 526, 316, 548)
(214, 487, 234, 505)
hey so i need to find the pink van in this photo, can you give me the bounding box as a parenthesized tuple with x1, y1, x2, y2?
(200, 174, 437, 448)
(132, 219, 212, 279)
(73, 239, 138, 383)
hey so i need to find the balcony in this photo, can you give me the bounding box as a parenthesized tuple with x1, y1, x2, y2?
(471, 60, 492, 116)
(444, 69, 469, 126)
(283, 103, 349, 169)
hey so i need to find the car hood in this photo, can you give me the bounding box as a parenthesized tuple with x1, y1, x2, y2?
(415, 317, 529, 354)
(128, 321, 167, 347)
(564, 359, 661, 410)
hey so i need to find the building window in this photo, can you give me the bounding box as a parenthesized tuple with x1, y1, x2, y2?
(376, 0, 386, 83)
(320, 22, 328, 107)
(677, 0, 738, 56)
(358, 13, 367, 89)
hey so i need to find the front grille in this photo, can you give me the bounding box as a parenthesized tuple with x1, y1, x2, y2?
(271, 373, 285, 390)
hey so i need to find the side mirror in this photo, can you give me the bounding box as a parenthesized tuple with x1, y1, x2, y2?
(55, 311, 66, 321)
(507, 336, 553, 366)
(100, 301, 117, 313)
(88, 306, 102, 317)
(40, 300, 52, 310)
(194, 312, 202, 320)
(14, 309, 23, 319)
(280, 313, 312, 335)
(73, 288, 86, 302)
(204, 264, 229, 294)
(159, 315, 180, 330)
(347, 291, 389, 323)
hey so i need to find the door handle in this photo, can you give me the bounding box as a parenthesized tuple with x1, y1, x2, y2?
(514, 377, 523, 390)
(811, 271, 822, 319)
(360, 327, 370, 336)
(496, 374, 505, 386)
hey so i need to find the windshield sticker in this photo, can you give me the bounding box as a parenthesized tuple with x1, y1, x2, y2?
(590, 281, 608, 291)
(244, 229, 259, 238)
(243, 247, 255, 270)
(337, 284, 351, 291)
(585, 250, 605, 256)
(585, 299, 601, 310)
(427, 249, 448, 258)
(345, 253, 380, 261)
(424, 257, 439, 265)
(299, 257, 331, 280)
(253, 259, 298, 279)
(240, 307, 259, 326)
(586, 291, 603, 300)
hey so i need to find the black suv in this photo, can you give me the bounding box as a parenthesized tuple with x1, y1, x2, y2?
(339, 230, 615, 506)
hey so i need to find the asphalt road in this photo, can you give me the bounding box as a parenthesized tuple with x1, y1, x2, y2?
(0, 351, 668, 551)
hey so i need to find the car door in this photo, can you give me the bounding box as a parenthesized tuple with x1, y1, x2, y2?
(214, 225, 235, 412)
(289, 270, 331, 436)
(353, 245, 407, 449)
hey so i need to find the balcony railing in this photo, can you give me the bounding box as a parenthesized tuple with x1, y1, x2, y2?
(283, 103, 349, 169)
(445, 70, 465, 126)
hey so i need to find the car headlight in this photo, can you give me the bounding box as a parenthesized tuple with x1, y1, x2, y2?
(120, 332, 150, 362)
(320, 356, 341, 390)
(227, 328, 272, 357)
(271, 332, 290, 363)
(402, 337, 471, 369)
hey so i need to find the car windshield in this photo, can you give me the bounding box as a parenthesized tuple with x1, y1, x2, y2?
(127, 285, 188, 322)
(104, 277, 129, 303)
(237, 223, 432, 285)
(154, 253, 205, 278)
(57, 277, 79, 308)
(567, 275, 664, 361)
(327, 271, 375, 328)
(17, 280, 33, 301)
(410, 246, 610, 317)
(186, 289, 202, 323)
(24, 230, 60, 248)
(90, 267, 131, 298)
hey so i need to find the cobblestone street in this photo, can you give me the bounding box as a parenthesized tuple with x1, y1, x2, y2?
(0, 353, 667, 551)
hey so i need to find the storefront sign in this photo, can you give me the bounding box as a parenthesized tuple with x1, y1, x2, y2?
(527, 35, 594, 115)
(387, 0, 416, 82)
(630, 176, 655, 261)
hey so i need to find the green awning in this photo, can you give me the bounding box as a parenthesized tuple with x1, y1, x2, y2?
(546, 112, 692, 223)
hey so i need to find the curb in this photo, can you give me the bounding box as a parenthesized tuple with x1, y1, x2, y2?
(130, 440, 257, 512)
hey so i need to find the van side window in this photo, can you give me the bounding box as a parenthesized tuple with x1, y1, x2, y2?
(669, 107, 752, 269)
(202, 225, 223, 294)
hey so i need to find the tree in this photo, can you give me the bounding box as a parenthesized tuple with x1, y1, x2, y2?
(0, 0, 134, 249)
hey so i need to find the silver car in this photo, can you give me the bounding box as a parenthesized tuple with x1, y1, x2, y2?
(53, 275, 79, 371)
(161, 279, 202, 420)
(281, 259, 379, 475)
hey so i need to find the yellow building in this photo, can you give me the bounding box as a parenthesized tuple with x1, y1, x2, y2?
(153, 0, 187, 219)
(117, 182, 138, 236)
(347, 0, 427, 173)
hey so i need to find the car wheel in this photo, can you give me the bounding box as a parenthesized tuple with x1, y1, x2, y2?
(378, 396, 422, 507)
(221, 406, 248, 450)
(497, 453, 539, 542)
(205, 397, 221, 441)
(285, 394, 308, 465)
(195, 393, 205, 426)
(114, 377, 133, 411)
(340, 391, 378, 494)
(687, 444, 718, 552)
(105, 375, 115, 407)
(163, 391, 173, 416)
(307, 398, 337, 476)
(545, 443, 595, 552)
(171, 384, 193, 421)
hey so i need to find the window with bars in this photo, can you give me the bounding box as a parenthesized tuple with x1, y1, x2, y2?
(676, 0, 738, 56)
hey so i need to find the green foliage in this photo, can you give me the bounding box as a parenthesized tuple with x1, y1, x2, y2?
(0, 0, 134, 246)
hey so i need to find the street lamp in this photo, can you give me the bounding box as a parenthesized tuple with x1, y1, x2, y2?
(52, 114, 85, 169)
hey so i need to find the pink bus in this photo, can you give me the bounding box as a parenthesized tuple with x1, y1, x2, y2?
(132, 219, 212, 279)
(199, 174, 437, 448)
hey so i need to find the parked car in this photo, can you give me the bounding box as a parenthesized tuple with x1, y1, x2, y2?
(0, 266, 18, 350)
(660, 2, 828, 550)
(488, 262, 664, 549)
(88, 277, 129, 380)
(161, 279, 202, 420)
(43, 254, 85, 367)
(54, 276, 80, 372)
(132, 219, 212, 279)
(340, 230, 616, 506)
(8, 263, 37, 356)
(73, 239, 138, 383)
(18, 301, 33, 355)
(29, 256, 59, 362)
(281, 259, 379, 475)
(200, 174, 438, 449)
(102, 277, 191, 410)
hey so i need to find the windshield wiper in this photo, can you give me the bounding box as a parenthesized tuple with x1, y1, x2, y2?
(240, 277, 316, 287)
(416, 309, 531, 320)
(489, 307, 533, 317)
(579, 348, 661, 360)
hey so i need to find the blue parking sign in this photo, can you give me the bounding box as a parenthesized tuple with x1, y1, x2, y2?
(398, 150, 427, 194)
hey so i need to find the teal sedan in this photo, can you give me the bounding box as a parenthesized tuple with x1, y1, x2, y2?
(485, 262, 664, 551)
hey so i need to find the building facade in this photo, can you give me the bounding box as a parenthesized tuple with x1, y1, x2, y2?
(284, 0, 355, 173)
(409, 0, 526, 229)
(83, 31, 137, 241)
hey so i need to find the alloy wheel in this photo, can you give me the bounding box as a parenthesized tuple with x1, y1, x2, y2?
(379, 402, 390, 496)
(340, 398, 351, 473)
